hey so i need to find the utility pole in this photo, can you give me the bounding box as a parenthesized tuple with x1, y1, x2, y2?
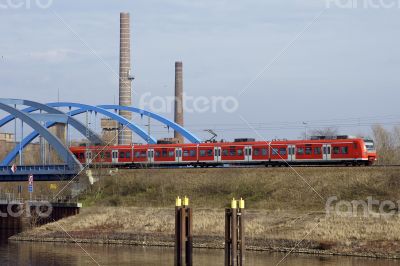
(19, 121, 23, 165)
(147, 116, 151, 144)
(303, 122, 308, 139)
(85, 111, 90, 166)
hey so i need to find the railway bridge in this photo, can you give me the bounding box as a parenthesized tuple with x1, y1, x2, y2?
(0, 98, 200, 181)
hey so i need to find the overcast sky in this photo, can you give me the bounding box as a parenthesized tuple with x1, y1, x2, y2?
(0, 0, 399, 142)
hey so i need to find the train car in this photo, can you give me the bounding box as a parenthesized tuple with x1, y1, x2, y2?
(69, 136, 377, 168)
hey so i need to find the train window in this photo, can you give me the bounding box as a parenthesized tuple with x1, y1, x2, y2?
(190, 150, 196, 157)
(135, 151, 140, 158)
(262, 148, 268, 156)
(314, 147, 321, 155)
(105, 152, 111, 158)
(279, 148, 287, 156)
(272, 148, 278, 155)
(238, 149, 243, 156)
(169, 151, 175, 157)
(183, 150, 189, 157)
(79, 153, 84, 159)
(297, 148, 304, 155)
(155, 151, 161, 157)
(126, 152, 131, 158)
(333, 147, 340, 154)
(341, 147, 348, 154)
(229, 149, 236, 156)
(248, 149, 252, 156)
(162, 150, 167, 157)
(119, 152, 125, 158)
(254, 149, 259, 156)
(141, 151, 147, 158)
(222, 149, 228, 156)
(207, 149, 213, 156)
(200, 150, 206, 157)
(305, 147, 312, 155)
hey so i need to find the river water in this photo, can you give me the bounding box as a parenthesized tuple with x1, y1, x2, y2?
(0, 231, 399, 265)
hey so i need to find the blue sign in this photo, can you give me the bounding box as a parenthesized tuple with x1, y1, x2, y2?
(28, 184, 33, 193)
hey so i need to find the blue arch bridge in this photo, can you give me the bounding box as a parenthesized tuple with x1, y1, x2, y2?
(0, 98, 201, 182)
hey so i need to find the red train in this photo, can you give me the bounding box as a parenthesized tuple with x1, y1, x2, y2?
(70, 136, 377, 167)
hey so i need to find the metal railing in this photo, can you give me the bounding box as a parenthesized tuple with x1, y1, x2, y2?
(0, 164, 79, 174)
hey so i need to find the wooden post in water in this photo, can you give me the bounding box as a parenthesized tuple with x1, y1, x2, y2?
(224, 208, 231, 266)
(175, 196, 193, 266)
(225, 198, 245, 266)
(238, 198, 245, 266)
(184, 196, 193, 266)
(175, 196, 182, 266)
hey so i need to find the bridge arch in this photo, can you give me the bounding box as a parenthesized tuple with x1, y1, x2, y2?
(98, 105, 201, 144)
(0, 99, 102, 144)
(0, 101, 202, 166)
(1, 103, 159, 166)
(47, 102, 156, 144)
(0, 102, 81, 168)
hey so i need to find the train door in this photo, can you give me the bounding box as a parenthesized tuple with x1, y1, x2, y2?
(323, 144, 331, 160)
(214, 147, 221, 163)
(175, 148, 182, 163)
(288, 145, 296, 162)
(85, 150, 92, 165)
(148, 148, 154, 164)
(111, 150, 118, 164)
(244, 146, 252, 162)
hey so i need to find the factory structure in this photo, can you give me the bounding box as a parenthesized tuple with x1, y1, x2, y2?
(118, 12, 134, 145)
(101, 12, 185, 145)
(174, 61, 184, 144)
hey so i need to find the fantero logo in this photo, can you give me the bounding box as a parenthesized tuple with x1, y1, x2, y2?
(326, 196, 400, 219)
(138, 92, 239, 114)
(0, 0, 53, 9)
(0, 201, 52, 218)
(326, 0, 400, 9)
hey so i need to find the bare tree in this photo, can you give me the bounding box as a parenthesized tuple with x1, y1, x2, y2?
(372, 124, 400, 165)
(309, 127, 339, 137)
(300, 127, 339, 139)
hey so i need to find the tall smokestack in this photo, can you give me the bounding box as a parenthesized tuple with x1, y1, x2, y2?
(174, 61, 184, 144)
(118, 12, 133, 145)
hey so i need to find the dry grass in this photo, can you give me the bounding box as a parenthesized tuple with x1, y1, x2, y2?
(27, 206, 400, 244)
(25, 207, 313, 239)
(311, 215, 400, 242)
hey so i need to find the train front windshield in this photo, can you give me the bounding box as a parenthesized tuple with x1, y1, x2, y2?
(364, 140, 375, 152)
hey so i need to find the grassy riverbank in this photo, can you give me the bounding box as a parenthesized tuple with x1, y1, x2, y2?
(80, 167, 400, 209)
(11, 167, 400, 258)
